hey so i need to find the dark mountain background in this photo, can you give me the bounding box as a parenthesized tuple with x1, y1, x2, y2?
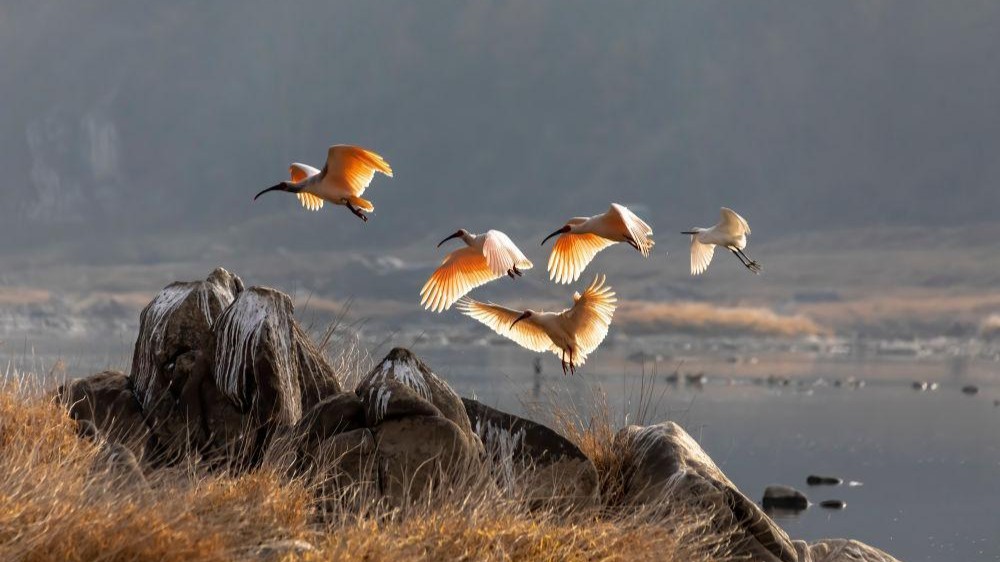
(3, 1, 1000, 261)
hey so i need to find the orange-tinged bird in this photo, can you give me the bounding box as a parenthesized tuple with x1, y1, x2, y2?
(540, 203, 654, 284)
(254, 144, 393, 222)
(420, 229, 533, 313)
(456, 275, 617, 375)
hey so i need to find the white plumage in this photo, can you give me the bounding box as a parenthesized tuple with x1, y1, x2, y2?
(683, 207, 760, 275)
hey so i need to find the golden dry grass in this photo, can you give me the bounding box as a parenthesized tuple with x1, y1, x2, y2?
(618, 301, 829, 337)
(0, 375, 732, 562)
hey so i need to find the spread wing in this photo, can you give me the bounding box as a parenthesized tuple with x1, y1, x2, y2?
(289, 163, 325, 210)
(719, 207, 750, 236)
(420, 247, 502, 312)
(547, 233, 615, 285)
(690, 237, 716, 275)
(482, 230, 534, 277)
(609, 203, 655, 257)
(558, 275, 617, 365)
(455, 298, 557, 353)
(325, 145, 393, 196)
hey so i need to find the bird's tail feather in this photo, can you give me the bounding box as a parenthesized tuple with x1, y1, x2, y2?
(349, 196, 374, 212)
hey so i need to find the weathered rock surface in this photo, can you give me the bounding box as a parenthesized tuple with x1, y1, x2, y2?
(58, 370, 149, 458)
(793, 539, 900, 562)
(357, 347, 474, 441)
(614, 422, 799, 562)
(463, 397, 599, 508)
(130, 267, 243, 461)
(374, 415, 478, 503)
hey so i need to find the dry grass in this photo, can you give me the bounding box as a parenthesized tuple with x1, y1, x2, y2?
(0, 371, 732, 562)
(618, 301, 829, 337)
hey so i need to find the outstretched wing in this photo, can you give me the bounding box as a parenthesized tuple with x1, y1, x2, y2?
(689, 237, 716, 275)
(482, 230, 534, 277)
(325, 145, 393, 196)
(719, 207, 750, 236)
(559, 274, 617, 364)
(609, 203, 655, 257)
(420, 247, 502, 312)
(289, 163, 325, 210)
(456, 297, 556, 353)
(547, 233, 615, 285)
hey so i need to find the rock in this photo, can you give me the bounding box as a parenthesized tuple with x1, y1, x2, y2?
(374, 415, 478, 504)
(293, 323, 343, 411)
(614, 422, 799, 562)
(254, 539, 316, 561)
(795, 539, 901, 562)
(463, 398, 599, 509)
(96, 442, 149, 490)
(58, 370, 150, 458)
(297, 392, 367, 444)
(762, 485, 809, 511)
(806, 475, 843, 486)
(129, 268, 243, 461)
(911, 381, 928, 391)
(819, 500, 846, 510)
(961, 385, 979, 395)
(356, 348, 474, 441)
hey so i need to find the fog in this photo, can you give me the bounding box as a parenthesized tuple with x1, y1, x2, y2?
(3, 1, 1000, 261)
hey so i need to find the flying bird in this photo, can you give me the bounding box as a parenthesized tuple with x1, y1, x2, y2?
(541, 203, 654, 284)
(456, 275, 617, 375)
(253, 144, 393, 222)
(682, 207, 760, 275)
(420, 229, 533, 312)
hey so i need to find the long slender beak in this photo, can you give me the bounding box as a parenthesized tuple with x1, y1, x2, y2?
(510, 311, 531, 328)
(437, 231, 462, 247)
(253, 183, 287, 201)
(681, 231, 698, 235)
(541, 226, 570, 246)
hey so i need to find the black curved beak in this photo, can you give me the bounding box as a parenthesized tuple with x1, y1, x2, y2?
(510, 311, 531, 328)
(253, 183, 287, 201)
(437, 231, 463, 247)
(541, 226, 570, 246)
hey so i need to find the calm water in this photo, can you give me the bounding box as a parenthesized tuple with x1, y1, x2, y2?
(8, 337, 1000, 561)
(417, 344, 1000, 562)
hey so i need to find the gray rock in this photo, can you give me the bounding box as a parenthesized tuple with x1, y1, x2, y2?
(463, 398, 599, 509)
(819, 500, 846, 510)
(763, 485, 809, 511)
(58, 370, 150, 458)
(614, 422, 799, 562)
(961, 385, 979, 395)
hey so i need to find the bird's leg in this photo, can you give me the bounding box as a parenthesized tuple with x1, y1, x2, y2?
(507, 269, 516, 279)
(624, 235, 640, 251)
(568, 347, 575, 376)
(513, 266, 523, 277)
(736, 249, 762, 273)
(730, 248, 751, 267)
(560, 350, 568, 376)
(345, 201, 368, 222)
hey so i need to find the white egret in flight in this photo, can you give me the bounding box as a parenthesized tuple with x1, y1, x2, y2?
(456, 275, 617, 375)
(682, 207, 760, 274)
(254, 144, 392, 222)
(540, 203, 654, 284)
(420, 229, 533, 312)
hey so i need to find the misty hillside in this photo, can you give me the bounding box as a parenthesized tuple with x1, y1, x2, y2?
(3, 1, 1000, 261)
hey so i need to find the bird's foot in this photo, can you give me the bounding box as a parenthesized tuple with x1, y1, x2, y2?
(346, 203, 369, 222)
(624, 236, 639, 251)
(513, 266, 523, 277)
(507, 270, 516, 279)
(747, 261, 762, 274)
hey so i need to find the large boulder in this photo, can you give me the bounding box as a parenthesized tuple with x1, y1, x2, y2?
(463, 398, 599, 508)
(356, 348, 480, 503)
(129, 267, 243, 460)
(58, 370, 150, 458)
(614, 422, 799, 562)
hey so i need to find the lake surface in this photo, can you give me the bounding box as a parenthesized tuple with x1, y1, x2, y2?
(6, 335, 999, 562)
